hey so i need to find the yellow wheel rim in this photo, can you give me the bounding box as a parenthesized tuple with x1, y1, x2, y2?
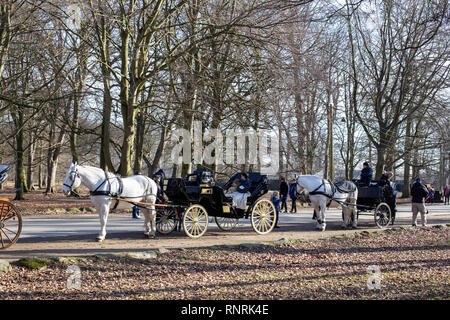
(251, 199, 276, 235)
(183, 205, 208, 238)
(215, 216, 239, 231)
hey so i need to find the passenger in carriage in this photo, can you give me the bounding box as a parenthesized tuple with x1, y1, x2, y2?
(226, 173, 251, 210)
(236, 172, 250, 193)
(359, 162, 373, 186)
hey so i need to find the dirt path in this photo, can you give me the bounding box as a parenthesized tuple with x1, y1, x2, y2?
(0, 227, 448, 300)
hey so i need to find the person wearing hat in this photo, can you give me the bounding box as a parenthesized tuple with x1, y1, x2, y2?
(410, 177, 429, 227)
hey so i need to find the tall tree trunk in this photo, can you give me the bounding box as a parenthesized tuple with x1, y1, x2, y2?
(402, 117, 412, 197)
(133, 109, 145, 174)
(38, 140, 45, 188)
(46, 118, 66, 194)
(26, 135, 36, 190)
(97, 15, 114, 172)
(14, 115, 28, 200)
(70, 95, 80, 163)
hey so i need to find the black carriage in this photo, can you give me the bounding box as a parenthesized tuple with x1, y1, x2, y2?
(155, 169, 277, 238)
(355, 182, 392, 228)
(0, 164, 23, 249)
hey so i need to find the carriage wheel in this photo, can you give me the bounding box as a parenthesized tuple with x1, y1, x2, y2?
(215, 216, 239, 231)
(183, 204, 208, 238)
(251, 199, 276, 235)
(0, 199, 22, 249)
(374, 203, 391, 228)
(156, 208, 178, 235)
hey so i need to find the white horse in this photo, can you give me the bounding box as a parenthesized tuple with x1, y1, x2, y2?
(62, 163, 158, 241)
(296, 175, 358, 231)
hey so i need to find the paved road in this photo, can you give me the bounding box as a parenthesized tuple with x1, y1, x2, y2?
(19, 202, 450, 238)
(0, 203, 448, 260)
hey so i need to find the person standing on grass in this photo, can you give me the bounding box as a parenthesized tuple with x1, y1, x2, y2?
(410, 177, 429, 227)
(271, 191, 281, 229)
(444, 185, 450, 205)
(289, 179, 297, 213)
(279, 177, 288, 213)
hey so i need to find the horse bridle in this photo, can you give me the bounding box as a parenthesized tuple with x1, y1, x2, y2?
(63, 168, 81, 192)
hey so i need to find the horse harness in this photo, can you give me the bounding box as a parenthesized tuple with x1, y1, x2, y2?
(90, 172, 123, 197)
(91, 172, 157, 210)
(65, 166, 156, 210)
(308, 179, 336, 205)
(309, 179, 359, 208)
(88, 171, 123, 210)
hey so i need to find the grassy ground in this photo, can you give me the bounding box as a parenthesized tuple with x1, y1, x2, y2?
(0, 226, 448, 300)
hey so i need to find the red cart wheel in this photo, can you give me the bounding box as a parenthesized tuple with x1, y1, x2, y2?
(0, 199, 22, 249)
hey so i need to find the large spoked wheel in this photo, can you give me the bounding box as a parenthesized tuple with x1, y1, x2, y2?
(183, 205, 208, 238)
(215, 216, 239, 231)
(374, 202, 391, 228)
(156, 208, 178, 235)
(251, 199, 276, 235)
(0, 199, 22, 249)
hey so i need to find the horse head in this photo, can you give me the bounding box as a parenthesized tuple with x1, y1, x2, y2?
(62, 162, 81, 195)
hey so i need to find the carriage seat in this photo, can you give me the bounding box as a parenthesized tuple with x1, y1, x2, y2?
(357, 185, 384, 199)
(165, 178, 193, 203)
(247, 173, 268, 197)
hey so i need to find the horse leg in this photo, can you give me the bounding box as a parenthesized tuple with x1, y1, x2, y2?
(342, 206, 349, 229)
(97, 202, 111, 241)
(349, 198, 358, 229)
(319, 198, 327, 231)
(143, 195, 157, 238)
(148, 195, 157, 237)
(312, 200, 321, 229)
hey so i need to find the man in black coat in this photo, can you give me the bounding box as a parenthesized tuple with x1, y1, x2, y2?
(410, 177, 429, 227)
(360, 162, 373, 185)
(279, 177, 289, 213)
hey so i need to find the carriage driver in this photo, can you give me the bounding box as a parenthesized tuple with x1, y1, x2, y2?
(154, 175, 166, 203)
(360, 162, 373, 186)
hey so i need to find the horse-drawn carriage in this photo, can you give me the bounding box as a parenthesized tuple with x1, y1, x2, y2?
(155, 169, 277, 238)
(354, 181, 392, 228)
(0, 164, 22, 249)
